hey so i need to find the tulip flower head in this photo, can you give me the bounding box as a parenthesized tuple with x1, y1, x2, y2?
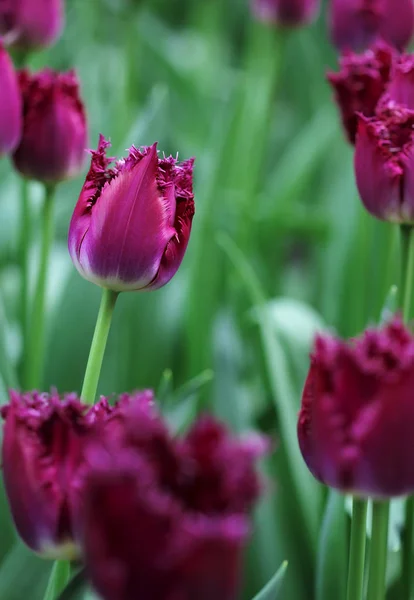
(68, 136, 195, 292)
(13, 69, 87, 184)
(252, 0, 320, 26)
(79, 397, 268, 600)
(329, 0, 414, 52)
(327, 42, 394, 144)
(0, 0, 64, 50)
(0, 390, 120, 559)
(0, 42, 21, 155)
(298, 317, 414, 498)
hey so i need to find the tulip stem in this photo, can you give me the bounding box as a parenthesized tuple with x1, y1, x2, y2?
(81, 288, 118, 404)
(19, 178, 30, 371)
(346, 497, 367, 600)
(367, 500, 389, 600)
(400, 224, 414, 321)
(400, 224, 414, 600)
(43, 560, 70, 600)
(24, 184, 56, 389)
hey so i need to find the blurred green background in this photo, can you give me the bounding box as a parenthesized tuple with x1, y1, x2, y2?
(0, 0, 403, 599)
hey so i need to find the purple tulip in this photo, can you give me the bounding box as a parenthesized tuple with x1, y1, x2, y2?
(298, 317, 414, 498)
(327, 42, 394, 144)
(252, 0, 320, 26)
(68, 136, 195, 292)
(0, 390, 123, 558)
(12, 69, 87, 184)
(329, 0, 414, 52)
(0, 42, 21, 155)
(0, 0, 64, 50)
(78, 397, 268, 600)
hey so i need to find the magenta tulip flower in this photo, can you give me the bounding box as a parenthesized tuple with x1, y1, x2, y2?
(252, 0, 320, 26)
(327, 42, 394, 144)
(329, 0, 414, 52)
(78, 396, 268, 600)
(68, 135, 195, 292)
(13, 69, 87, 184)
(298, 317, 414, 498)
(0, 0, 64, 50)
(0, 390, 125, 558)
(0, 42, 21, 155)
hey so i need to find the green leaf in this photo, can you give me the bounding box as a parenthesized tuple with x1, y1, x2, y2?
(0, 541, 52, 600)
(218, 233, 321, 550)
(252, 561, 288, 600)
(316, 492, 347, 600)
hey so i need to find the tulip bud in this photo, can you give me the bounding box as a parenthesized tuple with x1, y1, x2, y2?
(329, 0, 414, 52)
(78, 397, 268, 600)
(0, 0, 64, 50)
(0, 390, 121, 558)
(0, 42, 21, 155)
(68, 136, 195, 292)
(12, 69, 87, 184)
(298, 317, 414, 498)
(327, 42, 393, 144)
(252, 0, 320, 26)
(354, 99, 414, 223)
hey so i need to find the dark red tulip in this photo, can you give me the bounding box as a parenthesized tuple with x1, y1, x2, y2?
(0, 0, 64, 50)
(13, 69, 87, 184)
(68, 136, 195, 292)
(354, 97, 414, 223)
(298, 317, 414, 498)
(329, 0, 414, 52)
(79, 397, 268, 600)
(252, 0, 320, 26)
(0, 42, 22, 155)
(327, 42, 394, 144)
(0, 390, 153, 558)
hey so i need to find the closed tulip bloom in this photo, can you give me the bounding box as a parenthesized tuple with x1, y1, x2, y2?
(329, 0, 414, 52)
(79, 397, 268, 600)
(0, 390, 150, 558)
(13, 69, 87, 184)
(354, 97, 414, 222)
(252, 0, 320, 26)
(68, 136, 195, 292)
(0, 0, 64, 50)
(0, 42, 21, 154)
(298, 318, 414, 498)
(327, 42, 393, 144)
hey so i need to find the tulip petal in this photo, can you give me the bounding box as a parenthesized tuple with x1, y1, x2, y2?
(78, 144, 176, 291)
(0, 43, 21, 155)
(354, 115, 402, 221)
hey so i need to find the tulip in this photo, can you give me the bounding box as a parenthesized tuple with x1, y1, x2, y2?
(354, 97, 414, 223)
(0, 390, 153, 558)
(327, 42, 393, 144)
(329, 0, 414, 52)
(68, 135, 195, 292)
(252, 0, 320, 26)
(0, 0, 64, 50)
(12, 69, 87, 184)
(79, 397, 268, 600)
(0, 42, 22, 154)
(298, 317, 414, 498)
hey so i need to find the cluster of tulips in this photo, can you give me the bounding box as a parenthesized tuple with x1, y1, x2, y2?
(2, 0, 414, 599)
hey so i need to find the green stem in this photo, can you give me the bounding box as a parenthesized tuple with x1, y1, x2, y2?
(346, 498, 368, 600)
(367, 501, 390, 600)
(24, 185, 56, 389)
(400, 225, 414, 321)
(80, 288, 118, 405)
(43, 560, 70, 600)
(400, 225, 414, 600)
(19, 179, 30, 371)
